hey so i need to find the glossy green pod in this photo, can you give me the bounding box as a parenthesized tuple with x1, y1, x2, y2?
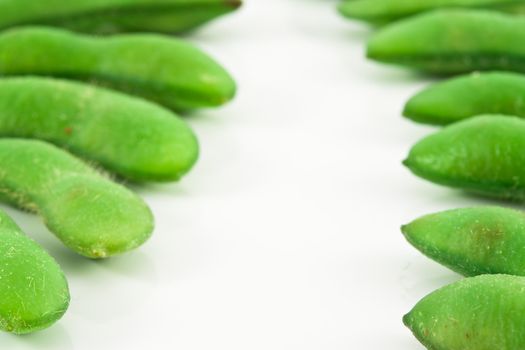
(0, 26, 236, 111)
(404, 115, 525, 200)
(0, 77, 198, 182)
(0, 0, 242, 34)
(0, 210, 69, 334)
(404, 72, 525, 125)
(367, 10, 525, 75)
(0, 139, 154, 259)
(404, 274, 525, 350)
(403, 206, 525, 276)
(338, 0, 525, 25)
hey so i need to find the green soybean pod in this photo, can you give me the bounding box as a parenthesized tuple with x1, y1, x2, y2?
(367, 10, 525, 75)
(404, 274, 525, 350)
(0, 0, 242, 34)
(0, 76, 198, 182)
(0, 26, 236, 111)
(403, 206, 525, 276)
(0, 139, 154, 259)
(404, 115, 525, 201)
(338, 0, 525, 24)
(0, 210, 69, 334)
(404, 72, 525, 125)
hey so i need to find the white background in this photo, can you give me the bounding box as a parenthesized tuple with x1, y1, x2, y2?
(1, 1, 498, 349)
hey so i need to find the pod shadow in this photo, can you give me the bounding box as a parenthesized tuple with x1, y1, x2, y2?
(47, 240, 158, 285)
(0, 203, 158, 281)
(441, 190, 525, 211)
(2, 324, 73, 350)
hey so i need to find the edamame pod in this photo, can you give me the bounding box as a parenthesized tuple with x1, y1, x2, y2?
(0, 139, 154, 259)
(367, 10, 525, 75)
(0, 26, 236, 111)
(0, 0, 242, 34)
(338, 0, 524, 24)
(0, 210, 69, 334)
(404, 274, 525, 350)
(0, 77, 198, 182)
(404, 72, 525, 125)
(403, 206, 525, 276)
(404, 115, 525, 200)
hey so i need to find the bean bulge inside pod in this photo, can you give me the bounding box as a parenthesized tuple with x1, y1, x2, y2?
(0, 210, 69, 334)
(367, 9, 525, 74)
(404, 114, 525, 201)
(0, 0, 242, 34)
(405, 274, 525, 350)
(0, 76, 199, 182)
(403, 206, 525, 276)
(0, 139, 154, 259)
(0, 26, 236, 111)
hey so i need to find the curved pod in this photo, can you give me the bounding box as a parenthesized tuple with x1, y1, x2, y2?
(367, 10, 525, 75)
(339, 0, 525, 24)
(0, 139, 154, 258)
(404, 72, 525, 125)
(404, 115, 525, 201)
(0, 77, 198, 182)
(0, 0, 242, 34)
(405, 275, 525, 349)
(403, 206, 525, 276)
(0, 26, 236, 111)
(0, 210, 69, 334)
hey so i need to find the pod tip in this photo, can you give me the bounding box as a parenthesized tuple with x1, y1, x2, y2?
(402, 312, 412, 327)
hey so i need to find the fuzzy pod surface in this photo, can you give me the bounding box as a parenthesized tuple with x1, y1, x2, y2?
(403, 206, 525, 276)
(0, 0, 242, 34)
(404, 274, 525, 349)
(367, 10, 525, 75)
(0, 77, 198, 182)
(0, 139, 154, 258)
(404, 115, 525, 201)
(0, 210, 69, 334)
(0, 26, 236, 111)
(404, 72, 525, 125)
(338, 0, 524, 24)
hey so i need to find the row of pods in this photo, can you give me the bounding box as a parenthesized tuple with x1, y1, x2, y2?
(0, 0, 241, 335)
(339, 1, 525, 349)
